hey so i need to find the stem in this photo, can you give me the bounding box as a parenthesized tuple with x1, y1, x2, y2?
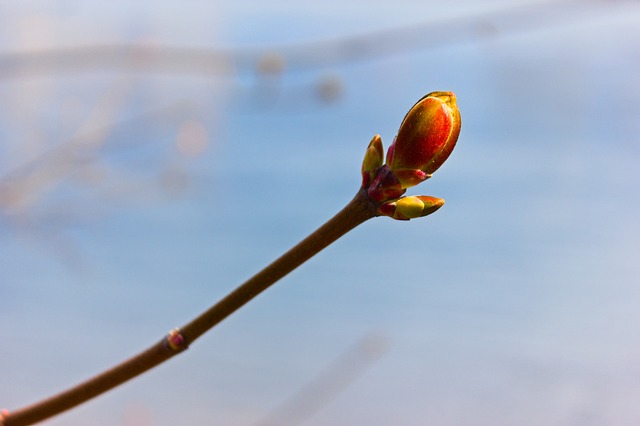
(1, 189, 377, 426)
(181, 189, 375, 343)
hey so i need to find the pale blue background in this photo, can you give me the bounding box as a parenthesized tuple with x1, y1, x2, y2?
(1, 1, 639, 425)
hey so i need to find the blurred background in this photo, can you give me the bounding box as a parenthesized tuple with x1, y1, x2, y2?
(1, 1, 639, 425)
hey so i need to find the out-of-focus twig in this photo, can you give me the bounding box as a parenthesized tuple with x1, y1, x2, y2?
(253, 333, 391, 426)
(0, 75, 132, 212)
(0, 87, 202, 266)
(0, 97, 199, 213)
(0, 0, 629, 79)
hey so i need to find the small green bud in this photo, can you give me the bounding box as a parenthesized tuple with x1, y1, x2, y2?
(361, 134, 384, 188)
(377, 195, 445, 220)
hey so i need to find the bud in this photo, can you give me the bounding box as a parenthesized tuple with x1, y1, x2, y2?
(366, 165, 405, 203)
(377, 195, 445, 221)
(166, 328, 186, 351)
(361, 91, 460, 208)
(361, 134, 384, 188)
(386, 91, 460, 188)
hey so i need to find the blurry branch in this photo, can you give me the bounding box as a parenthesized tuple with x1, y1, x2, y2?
(0, 76, 132, 214)
(0, 44, 234, 79)
(253, 333, 391, 426)
(0, 89, 202, 266)
(0, 76, 134, 269)
(0, 98, 199, 215)
(0, 0, 629, 79)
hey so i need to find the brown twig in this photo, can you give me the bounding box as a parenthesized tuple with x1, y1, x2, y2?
(2, 88, 461, 425)
(0, 189, 377, 426)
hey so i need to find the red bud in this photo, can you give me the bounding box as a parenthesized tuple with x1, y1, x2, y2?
(387, 92, 461, 187)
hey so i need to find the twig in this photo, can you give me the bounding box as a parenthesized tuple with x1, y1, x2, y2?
(0, 189, 377, 426)
(1, 90, 461, 425)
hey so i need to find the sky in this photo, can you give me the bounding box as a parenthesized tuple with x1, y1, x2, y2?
(1, 1, 640, 425)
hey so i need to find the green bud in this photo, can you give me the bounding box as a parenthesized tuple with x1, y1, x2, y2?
(377, 195, 445, 220)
